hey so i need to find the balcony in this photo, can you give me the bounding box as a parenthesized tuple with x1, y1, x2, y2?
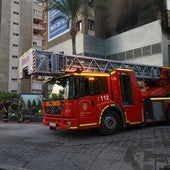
(32, 44, 43, 50)
(33, 24, 45, 31)
(33, 34, 44, 41)
(33, 4, 44, 20)
(33, 14, 43, 21)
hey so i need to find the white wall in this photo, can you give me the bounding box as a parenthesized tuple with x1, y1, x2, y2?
(105, 20, 162, 54)
(105, 20, 164, 66)
(48, 33, 84, 55)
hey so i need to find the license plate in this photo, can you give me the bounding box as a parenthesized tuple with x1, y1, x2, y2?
(49, 122, 56, 127)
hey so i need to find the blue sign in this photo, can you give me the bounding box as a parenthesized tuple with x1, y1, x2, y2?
(48, 9, 70, 41)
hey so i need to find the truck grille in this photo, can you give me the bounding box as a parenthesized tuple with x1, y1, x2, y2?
(45, 106, 63, 115)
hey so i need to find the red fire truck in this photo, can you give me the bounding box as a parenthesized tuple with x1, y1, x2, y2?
(19, 49, 170, 135)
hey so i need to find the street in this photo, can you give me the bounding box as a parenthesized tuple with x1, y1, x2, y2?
(0, 123, 170, 170)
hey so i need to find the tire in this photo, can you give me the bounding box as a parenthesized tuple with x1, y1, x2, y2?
(99, 110, 122, 136)
(50, 127, 56, 131)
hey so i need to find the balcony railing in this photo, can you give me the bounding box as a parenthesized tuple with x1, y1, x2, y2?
(33, 24, 45, 31)
(33, 34, 44, 40)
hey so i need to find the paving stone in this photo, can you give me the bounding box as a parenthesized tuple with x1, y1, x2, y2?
(0, 123, 170, 170)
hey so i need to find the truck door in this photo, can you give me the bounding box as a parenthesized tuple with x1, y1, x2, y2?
(75, 76, 108, 128)
(119, 73, 143, 123)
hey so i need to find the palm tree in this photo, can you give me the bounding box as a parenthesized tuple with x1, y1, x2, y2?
(38, 0, 106, 55)
(39, 0, 86, 55)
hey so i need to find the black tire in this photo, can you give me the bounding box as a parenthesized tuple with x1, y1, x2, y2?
(50, 127, 56, 131)
(98, 110, 122, 136)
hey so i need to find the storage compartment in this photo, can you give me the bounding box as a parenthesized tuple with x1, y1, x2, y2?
(144, 99, 164, 122)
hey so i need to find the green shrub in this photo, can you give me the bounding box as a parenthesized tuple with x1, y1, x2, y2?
(27, 100, 32, 108)
(0, 91, 17, 100)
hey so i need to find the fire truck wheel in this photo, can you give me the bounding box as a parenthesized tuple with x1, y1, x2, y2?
(49, 127, 56, 131)
(99, 110, 122, 136)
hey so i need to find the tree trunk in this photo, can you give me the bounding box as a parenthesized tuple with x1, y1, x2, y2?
(70, 31, 77, 55)
(70, 22, 77, 55)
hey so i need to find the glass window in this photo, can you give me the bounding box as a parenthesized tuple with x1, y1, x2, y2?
(134, 48, 142, 58)
(75, 76, 108, 97)
(112, 54, 119, 60)
(44, 76, 75, 100)
(43, 76, 108, 100)
(142, 45, 151, 56)
(88, 19, 94, 30)
(14, 1, 19, 4)
(152, 43, 161, 54)
(126, 50, 133, 60)
(76, 21, 82, 31)
(119, 52, 125, 61)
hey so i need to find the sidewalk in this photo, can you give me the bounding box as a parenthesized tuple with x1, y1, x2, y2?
(0, 115, 42, 123)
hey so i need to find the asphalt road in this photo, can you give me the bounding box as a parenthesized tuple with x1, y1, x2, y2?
(0, 122, 170, 170)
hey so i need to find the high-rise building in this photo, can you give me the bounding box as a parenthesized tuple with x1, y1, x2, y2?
(0, 0, 170, 94)
(0, 0, 45, 93)
(46, 0, 170, 67)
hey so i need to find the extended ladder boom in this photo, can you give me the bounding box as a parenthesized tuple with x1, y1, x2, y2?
(19, 49, 161, 79)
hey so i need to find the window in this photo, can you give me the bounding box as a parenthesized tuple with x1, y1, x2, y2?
(106, 43, 161, 61)
(112, 54, 119, 60)
(11, 90, 17, 93)
(44, 76, 75, 100)
(126, 50, 133, 60)
(13, 11, 19, 15)
(120, 74, 134, 105)
(12, 55, 18, 58)
(13, 22, 19, 25)
(12, 67, 18, 70)
(34, 9, 43, 17)
(134, 48, 142, 58)
(11, 78, 17, 81)
(142, 45, 151, 56)
(152, 43, 161, 54)
(13, 33, 19, 36)
(76, 76, 108, 97)
(33, 41, 38, 46)
(14, 1, 19, 4)
(119, 52, 125, 61)
(76, 21, 81, 31)
(88, 19, 94, 30)
(13, 44, 19, 47)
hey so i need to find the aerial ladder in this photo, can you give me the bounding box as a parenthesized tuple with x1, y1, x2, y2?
(19, 48, 161, 80)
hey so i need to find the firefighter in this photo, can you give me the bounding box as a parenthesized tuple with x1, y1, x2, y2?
(0, 99, 8, 122)
(18, 96, 25, 122)
(4, 99, 11, 121)
(0, 99, 4, 121)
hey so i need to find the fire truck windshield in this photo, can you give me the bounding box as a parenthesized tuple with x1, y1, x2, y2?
(43, 75, 108, 101)
(43, 76, 75, 100)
